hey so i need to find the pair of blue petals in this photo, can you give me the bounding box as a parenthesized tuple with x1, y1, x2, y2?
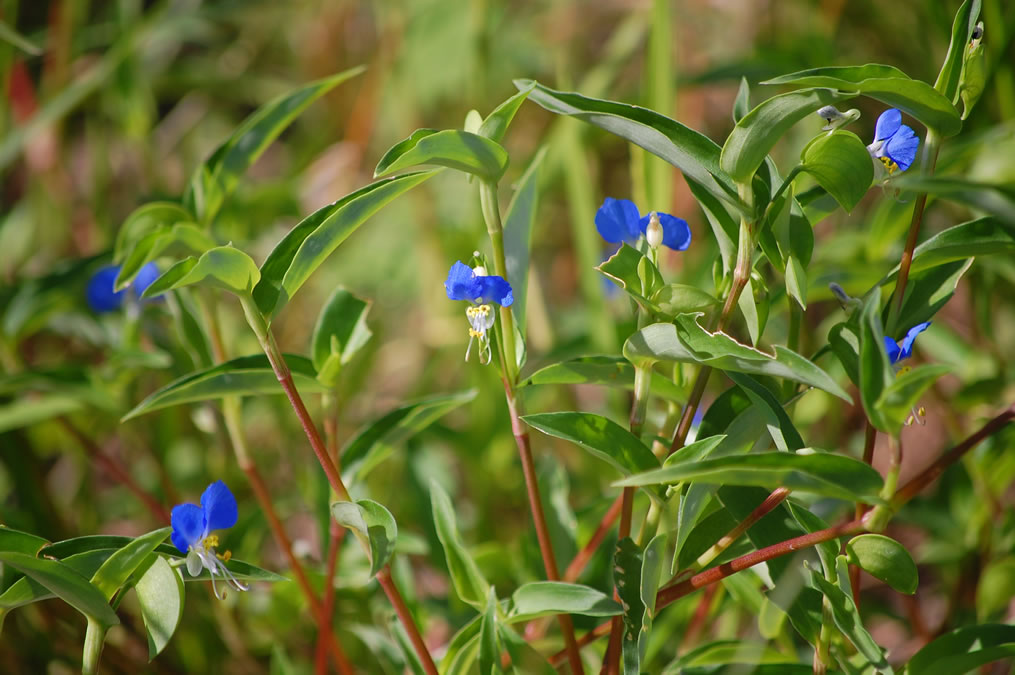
(884, 322, 931, 365)
(444, 261, 514, 307)
(595, 198, 691, 251)
(170, 480, 238, 554)
(86, 262, 160, 313)
(873, 109, 920, 172)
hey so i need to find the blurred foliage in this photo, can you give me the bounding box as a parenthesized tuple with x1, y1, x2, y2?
(1, 0, 1015, 673)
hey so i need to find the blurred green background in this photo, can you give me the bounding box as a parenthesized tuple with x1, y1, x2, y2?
(2, 0, 1014, 672)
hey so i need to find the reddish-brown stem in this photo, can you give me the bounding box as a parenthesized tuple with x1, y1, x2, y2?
(58, 417, 170, 524)
(316, 395, 346, 675)
(243, 464, 353, 675)
(688, 487, 791, 574)
(248, 313, 437, 675)
(565, 495, 623, 583)
(603, 487, 635, 674)
(850, 421, 879, 607)
(506, 388, 584, 675)
(681, 582, 719, 649)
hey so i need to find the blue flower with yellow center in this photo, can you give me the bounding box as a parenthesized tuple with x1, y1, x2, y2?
(867, 109, 920, 175)
(171, 480, 248, 598)
(884, 322, 931, 366)
(444, 261, 513, 364)
(86, 262, 161, 314)
(594, 198, 691, 251)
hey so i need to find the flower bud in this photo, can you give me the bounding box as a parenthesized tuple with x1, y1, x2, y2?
(645, 211, 663, 249)
(472, 265, 487, 277)
(959, 21, 985, 120)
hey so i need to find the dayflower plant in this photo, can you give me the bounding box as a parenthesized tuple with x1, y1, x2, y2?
(884, 321, 931, 366)
(170, 480, 249, 599)
(867, 108, 920, 177)
(86, 262, 161, 313)
(444, 260, 514, 364)
(594, 197, 691, 251)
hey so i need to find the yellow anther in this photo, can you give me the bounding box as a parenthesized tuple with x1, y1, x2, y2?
(203, 534, 220, 549)
(880, 156, 898, 174)
(918, 406, 926, 417)
(217, 550, 232, 562)
(898, 365, 912, 376)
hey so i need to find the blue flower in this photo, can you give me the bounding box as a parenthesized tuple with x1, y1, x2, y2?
(867, 109, 920, 174)
(883, 322, 931, 365)
(595, 198, 691, 251)
(86, 262, 161, 314)
(171, 480, 248, 598)
(444, 261, 513, 364)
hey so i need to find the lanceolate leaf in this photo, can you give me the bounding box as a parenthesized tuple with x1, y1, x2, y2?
(113, 202, 195, 265)
(890, 176, 1015, 226)
(624, 318, 851, 402)
(114, 223, 216, 291)
(858, 289, 895, 433)
(617, 451, 884, 502)
(0, 552, 119, 627)
(763, 65, 961, 137)
(253, 171, 439, 318)
(374, 129, 509, 181)
(503, 147, 546, 337)
(340, 390, 477, 483)
(933, 0, 984, 101)
(134, 555, 185, 660)
(507, 582, 622, 623)
(519, 355, 687, 403)
(522, 412, 659, 476)
(430, 482, 489, 608)
(720, 88, 856, 183)
(311, 288, 372, 386)
(887, 259, 971, 336)
(122, 354, 327, 420)
(888, 217, 1015, 278)
(908, 624, 1015, 675)
(516, 79, 744, 212)
(479, 83, 535, 143)
(140, 246, 260, 298)
(184, 67, 365, 222)
(90, 527, 172, 601)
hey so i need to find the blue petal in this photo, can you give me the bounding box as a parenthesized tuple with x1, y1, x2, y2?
(171, 503, 205, 552)
(885, 125, 919, 172)
(445, 261, 480, 301)
(200, 480, 238, 532)
(595, 198, 641, 244)
(898, 322, 931, 360)
(874, 109, 902, 141)
(86, 266, 126, 313)
(639, 212, 691, 251)
(883, 336, 902, 364)
(133, 262, 161, 299)
(476, 274, 514, 307)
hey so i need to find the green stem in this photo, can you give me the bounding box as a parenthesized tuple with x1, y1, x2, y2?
(82, 618, 108, 675)
(479, 181, 519, 384)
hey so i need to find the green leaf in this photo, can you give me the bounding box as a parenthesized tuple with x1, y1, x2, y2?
(908, 624, 1015, 675)
(614, 538, 646, 674)
(503, 148, 546, 338)
(0, 394, 83, 434)
(115, 223, 215, 291)
(311, 288, 372, 387)
(641, 533, 667, 618)
(507, 581, 622, 622)
(798, 130, 872, 212)
(0, 20, 42, 55)
(441, 614, 482, 675)
(517, 79, 744, 211)
(597, 243, 664, 312)
(90, 528, 171, 601)
(253, 171, 438, 317)
(430, 481, 489, 608)
(720, 88, 856, 183)
(763, 65, 961, 137)
(478, 587, 499, 675)
(113, 202, 195, 265)
(184, 67, 364, 222)
(858, 288, 895, 433)
(933, 0, 983, 101)
(0, 551, 113, 614)
(617, 451, 884, 502)
(829, 319, 861, 386)
(685, 176, 738, 275)
(889, 175, 1015, 226)
(875, 364, 951, 433)
(122, 354, 327, 420)
(519, 356, 687, 403)
(810, 557, 893, 673)
(624, 317, 851, 402)
(891, 217, 1015, 278)
(331, 500, 397, 578)
(845, 534, 918, 594)
(733, 77, 751, 123)
(0, 552, 119, 627)
(134, 555, 185, 660)
(340, 390, 477, 483)
(667, 640, 798, 669)
(522, 412, 659, 476)
(976, 558, 1015, 620)
(140, 246, 260, 298)
(725, 373, 804, 452)
(479, 84, 535, 143)
(665, 434, 727, 466)
(499, 623, 556, 675)
(651, 284, 720, 317)
(785, 255, 807, 309)
(374, 129, 509, 181)
(888, 259, 972, 336)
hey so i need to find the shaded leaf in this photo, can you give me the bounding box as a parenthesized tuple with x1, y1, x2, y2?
(519, 355, 687, 403)
(430, 482, 489, 608)
(508, 582, 622, 623)
(908, 624, 1015, 675)
(799, 130, 872, 212)
(0, 552, 119, 627)
(331, 500, 397, 578)
(503, 148, 546, 338)
(134, 555, 185, 660)
(311, 288, 372, 386)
